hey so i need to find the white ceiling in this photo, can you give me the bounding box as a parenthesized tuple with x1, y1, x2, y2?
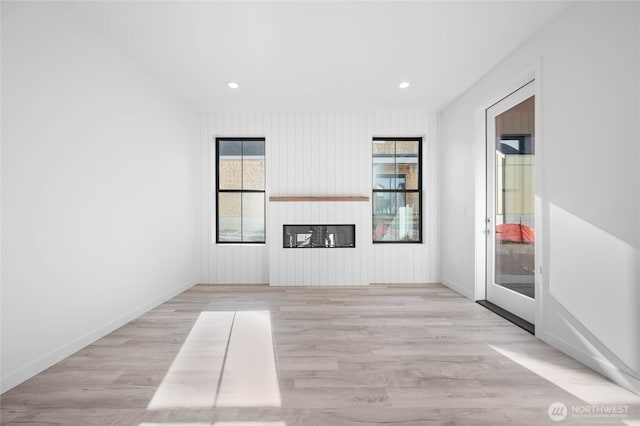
(67, 1, 570, 112)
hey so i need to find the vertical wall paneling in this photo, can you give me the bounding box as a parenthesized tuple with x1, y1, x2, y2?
(199, 113, 210, 282)
(370, 112, 438, 284)
(199, 111, 436, 285)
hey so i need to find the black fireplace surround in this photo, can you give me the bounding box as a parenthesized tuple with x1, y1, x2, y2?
(283, 225, 355, 248)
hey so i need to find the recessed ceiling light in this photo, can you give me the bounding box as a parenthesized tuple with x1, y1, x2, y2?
(227, 81, 239, 89)
(399, 81, 410, 89)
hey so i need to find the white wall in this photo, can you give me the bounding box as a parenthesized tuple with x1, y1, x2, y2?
(199, 112, 438, 285)
(1, 3, 199, 392)
(439, 2, 640, 393)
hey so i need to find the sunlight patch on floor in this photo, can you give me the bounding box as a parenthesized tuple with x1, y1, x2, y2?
(488, 344, 640, 405)
(216, 311, 281, 407)
(148, 312, 232, 409)
(147, 311, 281, 410)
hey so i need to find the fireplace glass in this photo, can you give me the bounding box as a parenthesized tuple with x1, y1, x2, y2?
(283, 225, 355, 248)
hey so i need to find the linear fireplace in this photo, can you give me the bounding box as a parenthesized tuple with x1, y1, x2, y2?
(283, 224, 355, 248)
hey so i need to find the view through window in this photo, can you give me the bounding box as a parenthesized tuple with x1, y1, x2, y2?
(216, 138, 266, 243)
(372, 138, 422, 243)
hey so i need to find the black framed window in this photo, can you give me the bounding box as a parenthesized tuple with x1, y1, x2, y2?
(216, 138, 265, 243)
(372, 137, 422, 243)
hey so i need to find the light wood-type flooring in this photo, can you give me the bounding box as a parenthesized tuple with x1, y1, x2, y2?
(2, 284, 639, 425)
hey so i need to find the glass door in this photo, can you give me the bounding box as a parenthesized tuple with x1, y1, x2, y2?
(486, 81, 535, 324)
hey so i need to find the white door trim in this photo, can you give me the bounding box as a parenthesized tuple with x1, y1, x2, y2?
(473, 63, 543, 334)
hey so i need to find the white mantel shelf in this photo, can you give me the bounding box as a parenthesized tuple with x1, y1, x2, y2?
(269, 196, 369, 202)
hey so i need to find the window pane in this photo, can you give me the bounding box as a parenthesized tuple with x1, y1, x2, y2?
(373, 191, 397, 241)
(373, 141, 396, 188)
(219, 140, 243, 156)
(494, 96, 535, 298)
(219, 140, 242, 190)
(402, 192, 421, 241)
(242, 193, 265, 242)
(243, 140, 265, 156)
(372, 140, 395, 155)
(243, 141, 265, 190)
(373, 192, 420, 242)
(396, 141, 419, 190)
(218, 192, 241, 242)
(395, 140, 419, 155)
(374, 173, 400, 192)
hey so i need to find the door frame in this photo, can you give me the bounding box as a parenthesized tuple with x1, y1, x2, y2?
(473, 64, 544, 335)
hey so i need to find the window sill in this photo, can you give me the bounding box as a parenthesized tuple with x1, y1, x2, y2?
(216, 242, 266, 246)
(373, 241, 423, 245)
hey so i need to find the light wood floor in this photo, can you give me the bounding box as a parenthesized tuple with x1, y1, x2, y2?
(2, 284, 639, 425)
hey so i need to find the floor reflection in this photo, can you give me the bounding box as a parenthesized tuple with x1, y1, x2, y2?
(148, 311, 281, 410)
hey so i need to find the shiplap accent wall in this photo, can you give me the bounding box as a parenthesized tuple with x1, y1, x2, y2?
(199, 112, 438, 285)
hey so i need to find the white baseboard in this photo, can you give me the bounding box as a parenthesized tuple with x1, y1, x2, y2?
(0, 278, 198, 394)
(370, 282, 440, 287)
(440, 279, 474, 300)
(269, 282, 369, 287)
(541, 331, 640, 396)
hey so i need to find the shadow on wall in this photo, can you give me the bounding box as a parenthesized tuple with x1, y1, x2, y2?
(545, 203, 639, 392)
(555, 307, 639, 396)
